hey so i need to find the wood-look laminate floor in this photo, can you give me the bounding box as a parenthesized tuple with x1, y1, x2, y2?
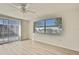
(0, 40, 79, 55)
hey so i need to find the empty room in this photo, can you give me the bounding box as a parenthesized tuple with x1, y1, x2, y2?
(0, 3, 79, 55)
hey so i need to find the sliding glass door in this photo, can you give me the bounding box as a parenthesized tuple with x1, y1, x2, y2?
(8, 20, 21, 42)
(0, 18, 21, 44)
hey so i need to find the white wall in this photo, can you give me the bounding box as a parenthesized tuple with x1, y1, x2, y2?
(21, 20, 29, 40)
(29, 5, 79, 51)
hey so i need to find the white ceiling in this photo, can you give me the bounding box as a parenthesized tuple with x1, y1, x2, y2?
(0, 3, 79, 20)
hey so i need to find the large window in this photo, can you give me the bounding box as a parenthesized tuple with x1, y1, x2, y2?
(34, 17, 62, 34)
(0, 18, 21, 44)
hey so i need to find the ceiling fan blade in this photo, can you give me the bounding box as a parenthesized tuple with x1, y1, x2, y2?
(9, 4, 36, 14)
(9, 4, 25, 13)
(9, 4, 21, 9)
(26, 10, 36, 13)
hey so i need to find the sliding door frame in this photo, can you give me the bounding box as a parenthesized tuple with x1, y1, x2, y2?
(0, 18, 21, 44)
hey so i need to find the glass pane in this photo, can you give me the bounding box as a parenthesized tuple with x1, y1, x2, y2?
(0, 19, 4, 24)
(46, 18, 63, 34)
(0, 19, 4, 43)
(3, 19, 9, 42)
(46, 18, 57, 27)
(8, 19, 21, 41)
(34, 20, 45, 33)
(35, 20, 44, 27)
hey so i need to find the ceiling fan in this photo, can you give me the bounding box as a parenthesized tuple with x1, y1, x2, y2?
(10, 3, 35, 14)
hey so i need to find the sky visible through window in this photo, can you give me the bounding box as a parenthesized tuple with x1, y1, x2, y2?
(0, 19, 4, 24)
(36, 20, 44, 26)
(0, 19, 19, 25)
(46, 18, 57, 26)
(35, 18, 57, 27)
